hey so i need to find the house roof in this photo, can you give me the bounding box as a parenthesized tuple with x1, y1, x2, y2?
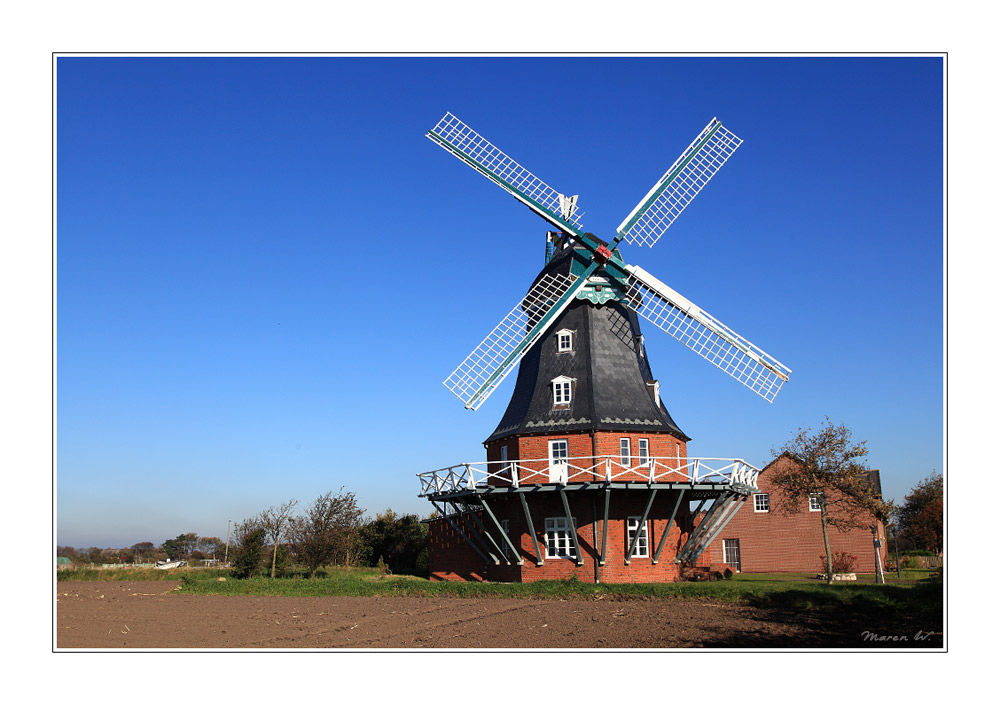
(759, 452, 883, 498)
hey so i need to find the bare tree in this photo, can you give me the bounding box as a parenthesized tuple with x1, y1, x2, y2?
(290, 489, 365, 577)
(260, 499, 298, 578)
(770, 418, 892, 584)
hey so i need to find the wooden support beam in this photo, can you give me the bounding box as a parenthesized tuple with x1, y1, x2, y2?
(688, 495, 747, 563)
(559, 488, 584, 567)
(599, 488, 610, 566)
(652, 488, 686, 564)
(625, 489, 657, 565)
(430, 501, 489, 565)
(674, 493, 739, 562)
(676, 494, 731, 563)
(459, 499, 506, 564)
(519, 492, 543, 566)
(450, 500, 500, 565)
(479, 496, 523, 565)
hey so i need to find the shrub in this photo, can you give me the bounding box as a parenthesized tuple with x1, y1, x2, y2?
(820, 551, 857, 574)
(230, 527, 267, 579)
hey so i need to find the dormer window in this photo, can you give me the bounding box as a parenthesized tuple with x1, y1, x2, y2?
(556, 329, 574, 353)
(552, 375, 574, 407)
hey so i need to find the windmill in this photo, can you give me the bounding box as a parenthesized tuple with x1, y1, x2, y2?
(417, 113, 790, 584)
(428, 112, 790, 412)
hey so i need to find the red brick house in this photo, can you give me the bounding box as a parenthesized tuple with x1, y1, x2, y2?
(706, 454, 889, 575)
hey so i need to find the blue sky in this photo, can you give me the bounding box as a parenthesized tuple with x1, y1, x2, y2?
(56, 56, 943, 548)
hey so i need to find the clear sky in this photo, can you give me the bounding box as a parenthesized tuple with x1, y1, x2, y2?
(56, 56, 943, 548)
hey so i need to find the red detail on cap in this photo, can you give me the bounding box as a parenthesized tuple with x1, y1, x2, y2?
(595, 245, 612, 263)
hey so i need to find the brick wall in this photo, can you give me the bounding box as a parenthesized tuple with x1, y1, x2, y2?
(428, 513, 487, 582)
(485, 430, 687, 485)
(707, 456, 889, 574)
(428, 487, 697, 583)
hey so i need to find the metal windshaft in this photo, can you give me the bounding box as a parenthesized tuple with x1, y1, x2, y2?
(624, 265, 791, 403)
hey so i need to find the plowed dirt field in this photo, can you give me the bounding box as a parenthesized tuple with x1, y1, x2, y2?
(55, 581, 941, 649)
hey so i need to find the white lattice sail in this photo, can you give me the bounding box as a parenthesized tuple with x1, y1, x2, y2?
(427, 112, 584, 234)
(617, 119, 742, 248)
(624, 265, 791, 402)
(444, 272, 580, 410)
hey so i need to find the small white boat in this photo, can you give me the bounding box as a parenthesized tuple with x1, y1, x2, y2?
(154, 559, 188, 570)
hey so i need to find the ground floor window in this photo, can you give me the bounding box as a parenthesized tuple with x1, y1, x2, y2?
(723, 538, 741, 571)
(627, 516, 649, 558)
(544, 516, 577, 559)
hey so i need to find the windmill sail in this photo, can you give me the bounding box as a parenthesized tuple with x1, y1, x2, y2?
(444, 272, 580, 410)
(617, 119, 742, 248)
(624, 265, 791, 402)
(427, 112, 585, 237)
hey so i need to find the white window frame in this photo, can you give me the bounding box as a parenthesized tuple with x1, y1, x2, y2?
(552, 375, 573, 406)
(548, 439, 569, 483)
(619, 438, 631, 466)
(753, 493, 770, 513)
(723, 538, 741, 570)
(544, 516, 577, 559)
(809, 493, 823, 512)
(500, 445, 511, 481)
(627, 516, 649, 558)
(556, 329, 574, 353)
(637, 438, 650, 467)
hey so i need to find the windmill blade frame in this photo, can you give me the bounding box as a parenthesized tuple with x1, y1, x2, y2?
(617, 118, 743, 248)
(624, 265, 791, 402)
(427, 112, 585, 237)
(444, 271, 581, 410)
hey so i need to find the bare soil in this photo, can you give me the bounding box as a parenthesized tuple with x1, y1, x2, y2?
(55, 581, 941, 649)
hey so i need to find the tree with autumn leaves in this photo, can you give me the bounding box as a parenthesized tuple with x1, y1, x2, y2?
(769, 418, 893, 585)
(895, 471, 943, 555)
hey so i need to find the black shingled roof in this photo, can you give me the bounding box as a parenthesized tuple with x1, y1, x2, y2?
(485, 243, 689, 445)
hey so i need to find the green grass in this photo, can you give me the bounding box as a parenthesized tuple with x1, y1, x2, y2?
(57, 566, 941, 621)
(168, 566, 938, 613)
(56, 566, 230, 582)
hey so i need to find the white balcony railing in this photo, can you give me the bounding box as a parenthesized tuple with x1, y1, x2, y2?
(417, 455, 760, 497)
